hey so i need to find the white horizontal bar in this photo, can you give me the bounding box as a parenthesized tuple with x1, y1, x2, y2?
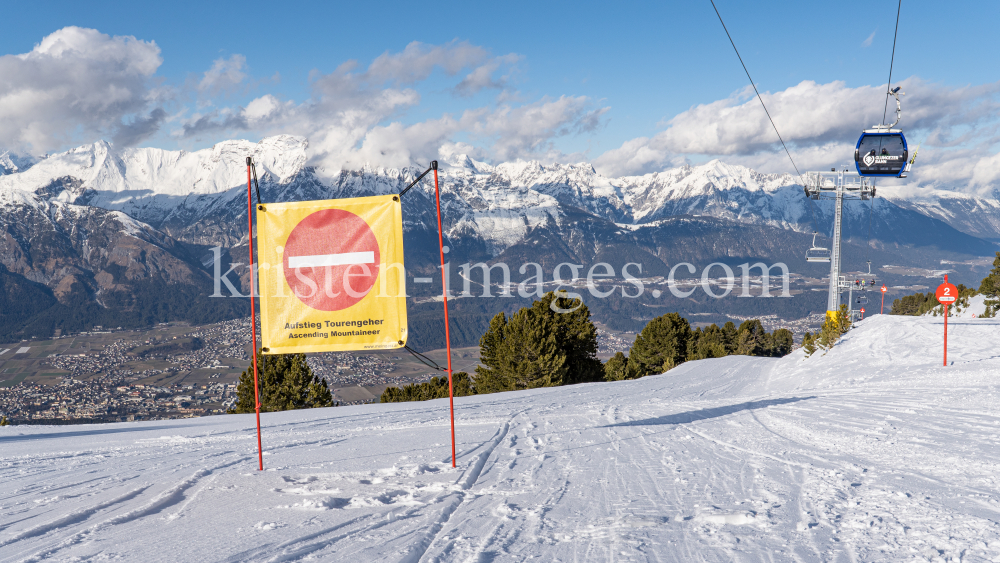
(414, 277, 433, 283)
(288, 251, 375, 269)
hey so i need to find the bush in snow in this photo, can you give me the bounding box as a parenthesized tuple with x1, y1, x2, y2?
(802, 332, 817, 357)
(231, 351, 334, 413)
(979, 252, 1000, 318)
(380, 373, 474, 403)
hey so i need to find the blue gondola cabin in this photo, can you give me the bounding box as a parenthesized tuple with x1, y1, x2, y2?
(855, 130, 908, 177)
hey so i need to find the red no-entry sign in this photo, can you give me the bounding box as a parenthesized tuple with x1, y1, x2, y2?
(282, 209, 381, 312)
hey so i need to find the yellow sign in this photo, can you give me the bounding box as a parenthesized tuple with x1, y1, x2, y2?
(257, 195, 407, 354)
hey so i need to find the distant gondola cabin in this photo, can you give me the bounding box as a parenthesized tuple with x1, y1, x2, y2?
(855, 130, 908, 177)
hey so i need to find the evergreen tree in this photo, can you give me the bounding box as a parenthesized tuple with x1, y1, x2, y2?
(473, 292, 599, 392)
(802, 331, 817, 357)
(689, 324, 728, 360)
(531, 292, 603, 384)
(816, 315, 841, 351)
(603, 351, 635, 381)
(451, 371, 475, 396)
(771, 328, 794, 357)
(979, 251, 1000, 318)
(735, 319, 768, 356)
(380, 372, 475, 403)
(627, 312, 690, 377)
(501, 308, 568, 389)
(721, 321, 738, 354)
(473, 307, 568, 392)
(837, 304, 853, 334)
(889, 293, 937, 315)
(473, 312, 513, 393)
(232, 351, 333, 413)
(686, 327, 702, 361)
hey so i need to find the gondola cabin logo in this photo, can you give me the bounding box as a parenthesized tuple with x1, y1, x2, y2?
(256, 195, 407, 354)
(862, 151, 902, 167)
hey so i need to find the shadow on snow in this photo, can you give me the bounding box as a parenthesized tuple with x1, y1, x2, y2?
(603, 396, 816, 428)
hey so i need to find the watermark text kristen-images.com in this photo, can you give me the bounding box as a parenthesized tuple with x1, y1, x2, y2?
(207, 247, 791, 312)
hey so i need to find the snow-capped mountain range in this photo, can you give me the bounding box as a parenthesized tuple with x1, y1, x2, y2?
(2, 135, 998, 250)
(0, 135, 996, 342)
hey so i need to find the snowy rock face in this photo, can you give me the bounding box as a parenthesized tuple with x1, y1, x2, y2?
(1, 136, 996, 254)
(0, 151, 35, 176)
(880, 185, 1000, 242)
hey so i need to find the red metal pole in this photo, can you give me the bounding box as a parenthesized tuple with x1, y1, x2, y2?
(432, 162, 457, 468)
(943, 275, 948, 367)
(880, 292, 885, 315)
(246, 159, 264, 470)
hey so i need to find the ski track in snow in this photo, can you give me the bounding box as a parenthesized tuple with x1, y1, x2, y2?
(2, 315, 1000, 561)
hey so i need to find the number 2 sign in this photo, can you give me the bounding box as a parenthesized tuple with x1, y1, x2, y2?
(936, 280, 958, 304)
(936, 275, 958, 367)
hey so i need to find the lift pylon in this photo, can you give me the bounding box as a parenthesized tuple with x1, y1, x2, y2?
(803, 168, 875, 322)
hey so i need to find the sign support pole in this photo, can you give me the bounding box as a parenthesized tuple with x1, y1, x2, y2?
(936, 274, 957, 368)
(943, 274, 949, 367)
(431, 161, 457, 468)
(944, 302, 949, 367)
(246, 158, 264, 471)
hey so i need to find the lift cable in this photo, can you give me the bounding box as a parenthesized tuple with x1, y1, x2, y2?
(881, 0, 903, 127)
(709, 0, 803, 180)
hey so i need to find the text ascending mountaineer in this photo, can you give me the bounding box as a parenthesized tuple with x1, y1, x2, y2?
(257, 195, 407, 354)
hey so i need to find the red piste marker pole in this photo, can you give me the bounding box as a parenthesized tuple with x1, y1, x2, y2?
(936, 275, 958, 368)
(880, 284, 887, 315)
(431, 161, 457, 468)
(246, 158, 264, 470)
(944, 302, 949, 366)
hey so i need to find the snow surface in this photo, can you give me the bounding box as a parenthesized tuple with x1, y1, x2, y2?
(921, 294, 991, 319)
(3, 315, 1000, 561)
(954, 294, 990, 318)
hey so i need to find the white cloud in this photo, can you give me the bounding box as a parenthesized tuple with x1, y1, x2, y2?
(862, 30, 876, 48)
(365, 40, 489, 85)
(0, 27, 163, 153)
(177, 43, 606, 171)
(198, 54, 247, 95)
(455, 54, 522, 97)
(593, 78, 1000, 184)
(466, 96, 609, 162)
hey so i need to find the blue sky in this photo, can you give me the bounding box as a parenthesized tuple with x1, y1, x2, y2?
(1, 0, 998, 186)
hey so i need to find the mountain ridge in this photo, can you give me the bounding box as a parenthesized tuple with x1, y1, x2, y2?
(0, 136, 995, 344)
(3, 136, 997, 248)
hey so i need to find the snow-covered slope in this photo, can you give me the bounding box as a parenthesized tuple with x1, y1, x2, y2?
(920, 293, 991, 318)
(3, 314, 999, 561)
(952, 293, 990, 317)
